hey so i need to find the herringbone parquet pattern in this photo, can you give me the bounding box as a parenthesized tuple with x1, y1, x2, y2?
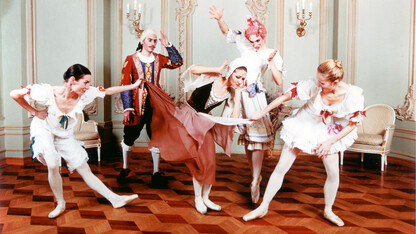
(0, 151, 414, 233)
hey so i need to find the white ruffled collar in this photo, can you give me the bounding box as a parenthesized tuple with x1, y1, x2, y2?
(136, 51, 155, 63)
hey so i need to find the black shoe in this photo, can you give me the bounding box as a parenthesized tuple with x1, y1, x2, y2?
(117, 169, 131, 183)
(150, 172, 168, 188)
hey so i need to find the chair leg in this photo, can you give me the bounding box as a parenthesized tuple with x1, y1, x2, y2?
(361, 153, 364, 162)
(380, 153, 387, 171)
(339, 151, 344, 165)
(97, 147, 101, 162)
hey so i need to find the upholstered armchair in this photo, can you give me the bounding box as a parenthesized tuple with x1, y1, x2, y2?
(73, 113, 102, 162)
(340, 104, 396, 171)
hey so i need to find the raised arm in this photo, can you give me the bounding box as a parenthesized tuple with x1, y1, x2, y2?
(105, 78, 143, 96)
(190, 60, 228, 76)
(268, 50, 283, 86)
(209, 5, 229, 36)
(10, 88, 48, 119)
(250, 92, 292, 121)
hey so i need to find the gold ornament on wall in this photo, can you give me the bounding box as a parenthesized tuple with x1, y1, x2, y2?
(126, 0, 144, 38)
(296, 0, 312, 37)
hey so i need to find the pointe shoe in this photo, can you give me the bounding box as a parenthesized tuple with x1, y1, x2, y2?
(242, 205, 268, 221)
(324, 212, 344, 226)
(250, 176, 262, 204)
(203, 198, 221, 211)
(195, 197, 207, 214)
(48, 202, 66, 219)
(112, 194, 139, 208)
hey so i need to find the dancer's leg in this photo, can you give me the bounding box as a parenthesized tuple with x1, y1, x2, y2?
(250, 149, 264, 204)
(202, 184, 221, 211)
(43, 153, 66, 218)
(322, 153, 344, 226)
(150, 147, 160, 174)
(76, 162, 138, 208)
(243, 144, 299, 221)
(193, 177, 207, 214)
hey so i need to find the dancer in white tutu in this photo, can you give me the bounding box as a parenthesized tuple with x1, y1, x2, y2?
(10, 64, 140, 218)
(243, 59, 365, 226)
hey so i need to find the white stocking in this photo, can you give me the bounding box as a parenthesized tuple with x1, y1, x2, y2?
(121, 141, 132, 169)
(192, 177, 207, 214)
(150, 147, 160, 174)
(322, 153, 343, 226)
(76, 162, 138, 208)
(202, 184, 221, 211)
(243, 144, 299, 221)
(44, 153, 66, 218)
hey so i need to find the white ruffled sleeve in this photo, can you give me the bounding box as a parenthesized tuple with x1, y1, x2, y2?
(344, 86, 366, 122)
(182, 65, 219, 93)
(285, 78, 319, 101)
(80, 86, 106, 108)
(23, 83, 53, 105)
(269, 50, 286, 77)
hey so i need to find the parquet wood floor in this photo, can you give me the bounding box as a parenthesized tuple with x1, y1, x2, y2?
(0, 151, 414, 234)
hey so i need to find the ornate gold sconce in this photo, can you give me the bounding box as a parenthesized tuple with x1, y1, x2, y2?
(296, 0, 312, 37)
(126, 0, 143, 38)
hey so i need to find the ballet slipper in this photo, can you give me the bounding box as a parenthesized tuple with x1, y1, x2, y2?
(48, 202, 66, 219)
(112, 194, 138, 208)
(324, 211, 344, 226)
(242, 204, 268, 221)
(195, 197, 207, 214)
(203, 198, 221, 211)
(250, 175, 262, 204)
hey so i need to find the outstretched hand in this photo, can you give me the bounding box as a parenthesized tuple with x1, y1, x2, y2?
(268, 49, 278, 62)
(209, 5, 224, 21)
(159, 31, 169, 47)
(133, 78, 144, 88)
(218, 60, 228, 74)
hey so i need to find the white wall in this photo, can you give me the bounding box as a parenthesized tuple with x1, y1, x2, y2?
(0, 0, 414, 160)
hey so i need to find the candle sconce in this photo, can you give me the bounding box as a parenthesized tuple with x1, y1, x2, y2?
(296, 1, 312, 37)
(126, 1, 143, 38)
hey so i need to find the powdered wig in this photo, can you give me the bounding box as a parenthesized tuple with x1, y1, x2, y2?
(244, 16, 267, 40)
(317, 59, 344, 82)
(136, 29, 158, 51)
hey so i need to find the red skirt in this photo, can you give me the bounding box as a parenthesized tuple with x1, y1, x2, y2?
(146, 82, 235, 184)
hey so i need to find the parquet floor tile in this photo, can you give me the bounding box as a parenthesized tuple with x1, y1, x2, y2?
(0, 152, 415, 233)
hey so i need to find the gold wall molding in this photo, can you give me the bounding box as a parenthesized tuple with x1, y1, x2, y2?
(245, 0, 270, 26)
(390, 150, 416, 159)
(85, 0, 98, 115)
(274, 0, 284, 58)
(26, 0, 37, 85)
(345, 0, 357, 85)
(396, 1, 416, 121)
(160, 0, 169, 92)
(114, 0, 124, 114)
(175, 0, 197, 104)
(319, 0, 328, 63)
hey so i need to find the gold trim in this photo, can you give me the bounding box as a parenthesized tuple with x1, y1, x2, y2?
(396, 2, 416, 121)
(395, 128, 416, 135)
(114, 0, 124, 114)
(319, 0, 328, 63)
(245, 0, 270, 26)
(390, 151, 416, 159)
(27, 0, 37, 84)
(175, 0, 198, 105)
(275, 0, 284, 59)
(160, 0, 169, 92)
(345, 0, 357, 85)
